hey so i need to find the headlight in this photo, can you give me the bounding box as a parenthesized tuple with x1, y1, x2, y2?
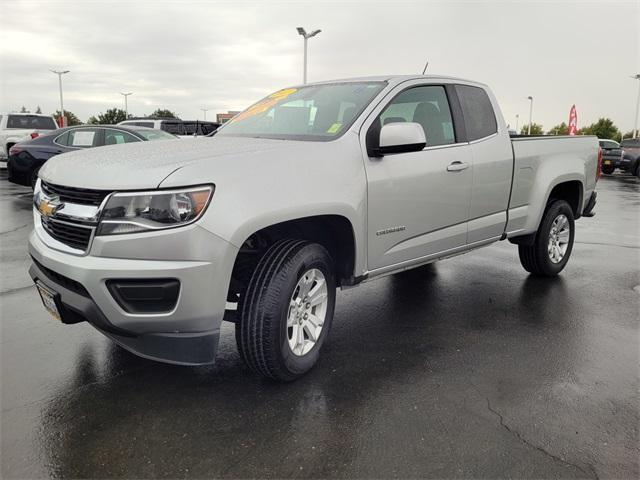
(97, 185, 214, 236)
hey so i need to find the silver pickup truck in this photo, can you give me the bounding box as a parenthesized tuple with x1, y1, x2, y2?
(29, 75, 600, 380)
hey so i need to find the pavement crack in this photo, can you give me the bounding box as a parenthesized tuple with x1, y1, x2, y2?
(0, 223, 30, 235)
(485, 397, 598, 480)
(575, 241, 639, 250)
(0, 284, 34, 295)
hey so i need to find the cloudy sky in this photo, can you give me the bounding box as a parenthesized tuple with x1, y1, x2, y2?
(1, 0, 638, 131)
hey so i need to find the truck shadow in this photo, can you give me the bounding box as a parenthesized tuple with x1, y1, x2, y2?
(37, 261, 585, 478)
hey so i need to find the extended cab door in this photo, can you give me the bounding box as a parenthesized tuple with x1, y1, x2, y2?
(455, 84, 514, 243)
(362, 82, 473, 271)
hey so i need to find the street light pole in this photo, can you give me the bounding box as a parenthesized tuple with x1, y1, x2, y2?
(296, 27, 321, 84)
(200, 108, 209, 121)
(51, 69, 69, 127)
(527, 96, 534, 135)
(632, 74, 640, 139)
(515, 114, 519, 132)
(120, 92, 133, 118)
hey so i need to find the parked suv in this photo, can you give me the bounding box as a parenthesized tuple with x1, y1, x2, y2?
(183, 120, 220, 136)
(619, 138, 640, 177)
(30, 75, 599, 381)
(118, 118, 187, 136)
(599, 139, 623, 174)
(0, 113, 58, 168)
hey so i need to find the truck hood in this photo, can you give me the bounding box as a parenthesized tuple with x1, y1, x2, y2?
(38, 136, 301, 190)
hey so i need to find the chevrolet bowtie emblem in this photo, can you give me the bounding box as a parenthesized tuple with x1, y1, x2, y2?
(38, 197, 63, 218)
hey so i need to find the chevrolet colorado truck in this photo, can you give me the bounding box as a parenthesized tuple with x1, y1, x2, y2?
(29, 75, 600, 381)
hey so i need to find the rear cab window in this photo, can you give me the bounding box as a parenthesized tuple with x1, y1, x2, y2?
(455, 85, 497, 141)
(6, 115, 57, 130)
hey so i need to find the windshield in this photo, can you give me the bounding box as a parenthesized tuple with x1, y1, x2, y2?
(217, 82, 386, 141)
(7, 115, 57, 130)
(132, 128, 177, 141)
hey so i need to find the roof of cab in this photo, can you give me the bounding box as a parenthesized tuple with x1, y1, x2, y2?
(298, 74, 485, 88)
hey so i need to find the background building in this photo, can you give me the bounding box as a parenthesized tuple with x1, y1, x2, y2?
(216, 111, 240, 124)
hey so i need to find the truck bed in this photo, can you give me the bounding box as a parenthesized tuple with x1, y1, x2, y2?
(506, 135, 599, 236)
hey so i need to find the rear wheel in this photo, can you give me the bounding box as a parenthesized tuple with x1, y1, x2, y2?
(518, 200, 575, 277)
(236, 239, 336, 381)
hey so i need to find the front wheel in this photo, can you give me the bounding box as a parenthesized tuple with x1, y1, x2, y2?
(601, 165, 614, 175)
(236, 239, 336, 381)
(518, 200, 575, 277)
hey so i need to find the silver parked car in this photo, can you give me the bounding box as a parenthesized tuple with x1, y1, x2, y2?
(30, 75, 599, 380)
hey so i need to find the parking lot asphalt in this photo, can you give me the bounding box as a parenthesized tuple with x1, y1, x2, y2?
(1, 171, 638, 479)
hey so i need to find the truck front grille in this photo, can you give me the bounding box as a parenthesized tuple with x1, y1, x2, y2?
(41, 181, 112, 206)
(41, 217, 93, 251)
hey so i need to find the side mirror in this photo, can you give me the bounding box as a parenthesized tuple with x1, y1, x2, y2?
(376, 122, 426, 156)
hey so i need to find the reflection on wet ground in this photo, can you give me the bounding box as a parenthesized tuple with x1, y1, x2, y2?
(1, 172, 638, 479)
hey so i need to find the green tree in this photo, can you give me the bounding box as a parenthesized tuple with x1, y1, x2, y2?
(53, 110, 82, 126)
(520, 123, 544, 135)
(88, 108, 128, 125)
(35, 105, 42, 114)
(547, 122, 569, 135)
(149, 108, 178, 119)
(579, 118, 619, 140)
(20, 106, 28, 113)
(578, 125, 592, 135)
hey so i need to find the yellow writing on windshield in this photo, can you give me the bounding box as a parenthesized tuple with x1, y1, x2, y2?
(326, 123, 342, 134)
(230, 88, 298, 123)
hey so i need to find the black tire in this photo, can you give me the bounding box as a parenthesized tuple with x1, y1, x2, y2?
(601, 165, 614, 175)
(518, 200, 575, 277)
(236, 239, 336, 381)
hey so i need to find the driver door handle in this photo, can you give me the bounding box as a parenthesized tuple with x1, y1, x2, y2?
(447, 161, 469, 172)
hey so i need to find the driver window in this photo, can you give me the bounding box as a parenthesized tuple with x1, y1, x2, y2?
(379, 86, 455, 147)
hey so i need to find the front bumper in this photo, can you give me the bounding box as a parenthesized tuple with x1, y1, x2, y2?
(28, 222, 239, 365)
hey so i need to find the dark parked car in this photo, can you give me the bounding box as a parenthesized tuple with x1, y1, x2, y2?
(183, 120, 220, 136)
(7, 125, 176, 187)
(599, 139, 623, 174)
(619, 138, 640, 177)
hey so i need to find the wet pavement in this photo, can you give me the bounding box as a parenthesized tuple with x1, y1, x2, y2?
(1, 171, 638, 479)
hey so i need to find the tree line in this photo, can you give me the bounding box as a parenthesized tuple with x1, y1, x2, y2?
(16, 105, 636, 141)
(17, 106, 179, 126)
(519, 118, 634, 142)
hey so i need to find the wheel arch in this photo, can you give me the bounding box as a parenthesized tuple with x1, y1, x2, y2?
(229, 214, 359, 293)
(547, 179, 583, 218)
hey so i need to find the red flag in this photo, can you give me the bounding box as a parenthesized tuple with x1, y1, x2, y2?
(568, 105, 577, 135)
